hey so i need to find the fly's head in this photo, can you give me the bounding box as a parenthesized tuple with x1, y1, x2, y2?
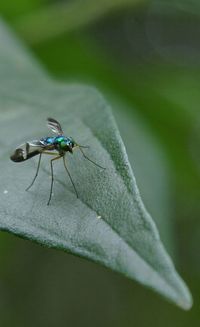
(57, 136, 76, 153)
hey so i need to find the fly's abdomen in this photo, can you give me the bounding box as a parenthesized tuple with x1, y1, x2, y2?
(10, 140, 44, 162)
(10, 148, 41, 162)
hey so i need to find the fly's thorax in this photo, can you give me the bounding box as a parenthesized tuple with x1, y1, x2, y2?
(42, 137, 56, 145)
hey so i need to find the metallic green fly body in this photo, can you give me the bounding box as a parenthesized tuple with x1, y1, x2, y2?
(10, 118, 105, 205)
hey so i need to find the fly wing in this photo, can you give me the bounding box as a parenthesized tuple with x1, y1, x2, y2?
(29, 140, 46, 148)
(47, 117, 64, 135)
(10, 140, 45, 162)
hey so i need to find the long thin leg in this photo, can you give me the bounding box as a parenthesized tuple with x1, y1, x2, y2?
(78, 146, 105, 169)
(63, 155, 78, 198)
(26, 153, 42, 191)
(48, 155, 62, 205)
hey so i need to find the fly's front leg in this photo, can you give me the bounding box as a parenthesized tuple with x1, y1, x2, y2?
(76, 145, 105, 169)
(47, 155, 62, 205)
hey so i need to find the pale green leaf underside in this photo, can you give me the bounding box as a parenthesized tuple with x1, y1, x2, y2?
(0, 20, 192, 309)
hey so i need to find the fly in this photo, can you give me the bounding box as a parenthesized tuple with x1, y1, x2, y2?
(10, 117, 105, 205)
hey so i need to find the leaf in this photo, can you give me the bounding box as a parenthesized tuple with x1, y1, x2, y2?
(113, 101, 175, 256)
(0, 20, 192, 310)
(34, 33, 177, 255)
(13, 0, 146, 44)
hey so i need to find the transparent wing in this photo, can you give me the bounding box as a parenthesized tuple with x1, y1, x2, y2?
(29, 140, 46, 147)
(47, 117, 64, 135)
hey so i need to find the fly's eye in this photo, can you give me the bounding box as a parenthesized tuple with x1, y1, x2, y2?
(70, 140, 75, 147)
(67, 140, 73, 147)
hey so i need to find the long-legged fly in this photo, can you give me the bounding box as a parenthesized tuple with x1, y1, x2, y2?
(10, 118, 105, 205)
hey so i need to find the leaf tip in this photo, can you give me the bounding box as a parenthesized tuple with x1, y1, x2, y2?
(177, 284, 193, 311)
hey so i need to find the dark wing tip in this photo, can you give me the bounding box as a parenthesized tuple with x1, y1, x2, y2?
(47, 117, 57, 123)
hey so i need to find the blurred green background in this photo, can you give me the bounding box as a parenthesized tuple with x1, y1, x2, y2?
(1, 0, 200, 326)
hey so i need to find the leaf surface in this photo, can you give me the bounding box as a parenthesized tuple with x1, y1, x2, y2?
(0, 20, 192, 310)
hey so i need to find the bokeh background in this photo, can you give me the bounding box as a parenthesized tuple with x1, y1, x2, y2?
(0, 0, 200, 326)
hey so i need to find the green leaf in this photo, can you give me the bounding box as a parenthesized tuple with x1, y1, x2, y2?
(13, 0, 146, 44)
(113, 101, 175, 256)
(0, 20, 192, 310)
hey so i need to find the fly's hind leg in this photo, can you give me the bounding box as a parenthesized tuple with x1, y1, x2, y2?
(26, 153, 42, 191)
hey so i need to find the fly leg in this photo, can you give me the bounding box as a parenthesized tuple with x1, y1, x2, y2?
(26, 153, 42, 191)
(78, 146, 105, 169)
(26, 151, 58, 192)
(63, 155, 78, 198)
(47, 155, 62, 205)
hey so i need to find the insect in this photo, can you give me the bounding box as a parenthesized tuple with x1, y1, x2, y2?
(10, 117, 105, 205)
